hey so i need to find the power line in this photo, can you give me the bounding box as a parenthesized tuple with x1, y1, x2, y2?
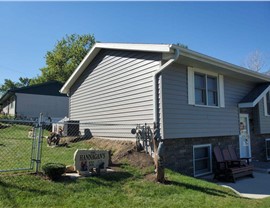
(0, 64, 32, 77)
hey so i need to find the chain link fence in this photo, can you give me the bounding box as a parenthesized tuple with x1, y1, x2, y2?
(0, 114, 154, 175)
(0, 119, 41, 173)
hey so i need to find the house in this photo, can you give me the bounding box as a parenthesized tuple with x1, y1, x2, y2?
(0, 81, 69, 120)
(60, 43, 270, 177)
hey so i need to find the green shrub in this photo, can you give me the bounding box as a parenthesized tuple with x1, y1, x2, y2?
(42, 163, 66, 180)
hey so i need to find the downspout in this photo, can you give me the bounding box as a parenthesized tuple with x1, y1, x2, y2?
(153, 47, 180, 138)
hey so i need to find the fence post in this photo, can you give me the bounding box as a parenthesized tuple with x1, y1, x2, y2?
(35, 113, 43, 173)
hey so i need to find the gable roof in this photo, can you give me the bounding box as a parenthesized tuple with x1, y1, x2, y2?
(0, 81, 66, 105)
(60, 43, 173, 94)
(60, 42, 270, 94)
(238, 83, 270, 108)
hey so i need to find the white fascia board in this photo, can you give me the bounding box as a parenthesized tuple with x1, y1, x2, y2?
(60, 45, 101, 94)
(172, 45, 270, 82)
(95, 43, 173, 53)
(252, 85, 270, 106)
(238, 85, 270, 108)
(60, 43, 172, 94)
(238, 103, 254, 108)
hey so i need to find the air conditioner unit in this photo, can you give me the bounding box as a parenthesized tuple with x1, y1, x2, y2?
(266, 139, 270, 160)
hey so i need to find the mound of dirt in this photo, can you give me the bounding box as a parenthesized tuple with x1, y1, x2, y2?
(87, 138, 154, 169)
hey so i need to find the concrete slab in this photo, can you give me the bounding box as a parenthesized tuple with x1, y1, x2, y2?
(64, 168, 115, 179)
(218, 172, 270, 199)
(252, 161, 270, 174)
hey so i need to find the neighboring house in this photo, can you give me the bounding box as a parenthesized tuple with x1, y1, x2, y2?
(0, 81, 69, 120)
(60, 43, 270, 177)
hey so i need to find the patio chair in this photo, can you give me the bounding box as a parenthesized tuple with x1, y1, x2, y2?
(222, 148, 242, 167)
(213, 146, 254, 182)
(213, 146, 229, 180)
(228, 145, 251, 166)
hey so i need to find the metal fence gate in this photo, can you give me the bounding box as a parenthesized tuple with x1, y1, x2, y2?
(0, 117, 43, 173)
(0, 112, 156, 174)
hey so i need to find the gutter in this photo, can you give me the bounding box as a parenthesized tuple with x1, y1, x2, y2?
(153, 46, 180, 138)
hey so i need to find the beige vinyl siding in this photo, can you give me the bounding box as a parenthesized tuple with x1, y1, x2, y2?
(161, 62, 256, 139)
(69, 49, 161, 138)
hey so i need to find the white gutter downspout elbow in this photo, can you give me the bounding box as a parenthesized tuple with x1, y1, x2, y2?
(153, 47, 180, 133)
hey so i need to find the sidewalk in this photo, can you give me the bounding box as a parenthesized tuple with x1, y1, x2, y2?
(252, 161, 270, 173)
(218, 172, 270, 199)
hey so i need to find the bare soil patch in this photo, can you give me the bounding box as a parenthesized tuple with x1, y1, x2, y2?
(86, 138, 154, 169)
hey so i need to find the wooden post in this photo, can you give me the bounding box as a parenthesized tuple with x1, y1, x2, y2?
(156, 141, 165, 183)
(153, 122, 165, 183)
(153, 135, 158, 173)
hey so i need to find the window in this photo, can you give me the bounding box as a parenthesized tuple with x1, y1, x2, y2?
(264, 92, 270, 116)
(193, 144, 212, 177)
(207, 76, 218, 106)
(194, 73, 218, 106)
(195, 73, 206, 105)
(188, 67, 225, 108)
(266, 139, 270, 160)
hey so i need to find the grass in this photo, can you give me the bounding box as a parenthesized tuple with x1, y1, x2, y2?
(0, 124, 34, 171)
(1, 124, 270, 208)
(1, 169, 270, 208)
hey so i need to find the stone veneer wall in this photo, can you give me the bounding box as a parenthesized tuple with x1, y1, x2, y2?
(163, 136, 239, 176)
(251, 133, 270, 161)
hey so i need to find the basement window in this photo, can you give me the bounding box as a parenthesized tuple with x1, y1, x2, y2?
(193, 144, 212, 177)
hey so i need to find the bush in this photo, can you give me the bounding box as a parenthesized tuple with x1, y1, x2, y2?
(42, 163, 66, 180)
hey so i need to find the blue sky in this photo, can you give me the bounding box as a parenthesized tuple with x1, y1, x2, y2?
(0, 1, 270, 85)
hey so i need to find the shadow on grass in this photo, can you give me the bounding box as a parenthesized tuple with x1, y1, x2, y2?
(0, 178, 59, 195)
(52, 171, 133, 187)
(167, 180, 245, 199)
(0, 177, 59, 207)
(49, 175, 78, 184)
(96, 171, 134, 182)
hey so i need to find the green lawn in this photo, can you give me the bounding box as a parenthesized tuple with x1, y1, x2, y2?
(0, 124, 270, 208)
(0, 124, 93, 171)
(0, 124, 35, 171)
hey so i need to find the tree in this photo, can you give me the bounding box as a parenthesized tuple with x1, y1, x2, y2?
(0, 77, 31, 93)
(17, 77, 31, 87)
(31, 34, 96, 85)
(244, 50, 266, 72)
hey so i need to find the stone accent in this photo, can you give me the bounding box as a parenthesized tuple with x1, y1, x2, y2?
(65, 165, 76, 173)
(251, 133, 270, 161)
(163, 136, 239, 176)
(74, 149, 109, 175)
(161, 106, 270, 176)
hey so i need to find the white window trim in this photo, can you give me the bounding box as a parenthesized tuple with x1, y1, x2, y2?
(188, 67, 225, 108)
(193, 144, 212, 177)
(264, 95, 270, 116)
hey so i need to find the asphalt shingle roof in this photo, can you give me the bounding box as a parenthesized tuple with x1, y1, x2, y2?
(0, 81, 67, 105)
(239, 83, 270, 104)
